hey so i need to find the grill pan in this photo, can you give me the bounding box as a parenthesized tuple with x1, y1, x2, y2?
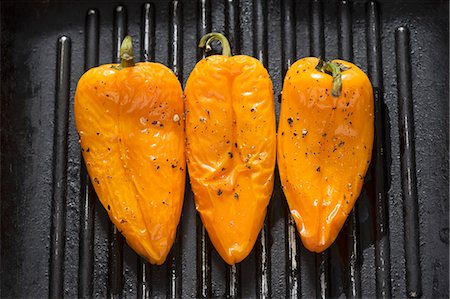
(1, 0, 448, 298)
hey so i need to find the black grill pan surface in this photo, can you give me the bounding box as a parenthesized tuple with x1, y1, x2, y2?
(1, 0, 448, 298)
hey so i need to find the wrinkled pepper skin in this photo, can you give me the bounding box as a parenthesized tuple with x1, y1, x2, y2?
(74, 61, 185, 265)
(185, 54, 276, 265)
(277, 57, 374, 253)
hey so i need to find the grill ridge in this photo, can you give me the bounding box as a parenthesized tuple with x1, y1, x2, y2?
(395, 26, 422, 299)
(78, 8, 99, 299)
(366, 2, 392, 298)
(49, 35, 71, 299)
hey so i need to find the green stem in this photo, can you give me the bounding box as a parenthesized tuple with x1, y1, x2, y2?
(316, 59, 349, 97)
(112, 35, 135, 70)
(198, 32, 232, 57)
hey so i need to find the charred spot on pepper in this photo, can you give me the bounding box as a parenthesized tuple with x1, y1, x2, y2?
(217, 189, 223, 196)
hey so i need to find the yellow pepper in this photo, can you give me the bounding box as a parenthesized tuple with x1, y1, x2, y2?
(277, 57, 374, 252)
(74, 36, 185, 265)
(184, 33, 276, 265)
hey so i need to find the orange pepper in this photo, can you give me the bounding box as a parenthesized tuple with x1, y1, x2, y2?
(277, 57, 374, 252)
(74, 36, 185, 265)
(184, 33, 276, 265)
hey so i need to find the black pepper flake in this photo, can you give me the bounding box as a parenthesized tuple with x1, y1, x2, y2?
(96, 132, 100, 135)
(234, 142, 238, 148)
(107, 205, 111, 210)
(332, 106, 337, 110)
(221, 167, 225, 171)
(316, 167, 321, 172)
(322, 133, 327, 137)
(251, 108, 255, 112)
(94, 177, 100, 184)
(226, 140, 230, 144)
(107, 147, 111, 151)
(293, 131, 298, 136)
(106, 94, 110, 97)
(234, 193, 239, 200)
(217, 189, 223, 196)
(338, 141, 345, 147)
(287, 117, 294, 127)
(179, 167, 184, 171)
(86, 148, 90, 152)
(246, 165, 251, 169)
(159, 124, 164, 128)
(171, 164, 176, 168)
(156, 165, 160, 170)
(228, 152, 233, 158)
(120, 219, 127, 224)
(152, 121, 158, 125)
(281, 132, 284, 136)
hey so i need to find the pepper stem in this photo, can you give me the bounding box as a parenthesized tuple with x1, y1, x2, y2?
(199, 32, 232, 57)
(316, 58, 349, 97)
(113, 35, 135, 70)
